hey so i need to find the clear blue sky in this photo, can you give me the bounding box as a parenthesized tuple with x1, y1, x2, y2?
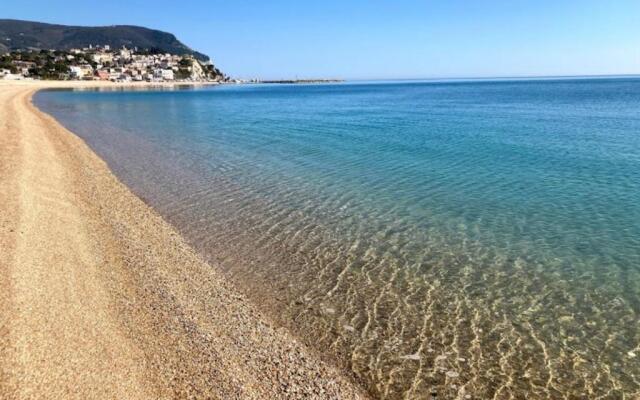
(4, 0, 639, 79)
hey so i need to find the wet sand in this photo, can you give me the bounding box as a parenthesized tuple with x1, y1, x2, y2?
(0, 81, 368, 399)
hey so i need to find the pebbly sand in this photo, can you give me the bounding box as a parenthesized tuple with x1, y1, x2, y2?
(0, 81, 369, 399)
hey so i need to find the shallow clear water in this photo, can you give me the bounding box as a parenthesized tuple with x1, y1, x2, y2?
(36, 79, 640, 399)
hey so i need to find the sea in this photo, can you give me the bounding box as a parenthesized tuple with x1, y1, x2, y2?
(35, 77, 640, 399)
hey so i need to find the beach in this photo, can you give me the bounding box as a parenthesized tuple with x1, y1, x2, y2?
(4, 79, 639, 399)
(0, 81, 368, 399)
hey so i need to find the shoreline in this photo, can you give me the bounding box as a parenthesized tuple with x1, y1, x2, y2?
(0, 81, 368, 399)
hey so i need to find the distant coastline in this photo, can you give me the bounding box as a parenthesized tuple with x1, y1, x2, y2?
(257, 79, 344, 84)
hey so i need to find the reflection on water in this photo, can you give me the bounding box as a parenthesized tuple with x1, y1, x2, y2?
(36, 79, 640, 399)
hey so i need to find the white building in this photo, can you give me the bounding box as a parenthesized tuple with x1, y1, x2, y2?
(69, 64, 94, 79)
(154, 68, 174, 81)
(69, 66, 83, 79)
(119, 47, 132, 61)
(92, 52, 113, 64)
(2, 73, 24, 80)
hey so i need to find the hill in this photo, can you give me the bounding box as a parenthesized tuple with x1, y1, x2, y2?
(0, 19, 210, 61)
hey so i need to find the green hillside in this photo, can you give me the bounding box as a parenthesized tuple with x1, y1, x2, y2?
(0, 19, 209, 61)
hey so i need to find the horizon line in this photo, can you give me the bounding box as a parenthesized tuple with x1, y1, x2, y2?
(241, 73, 640, 83)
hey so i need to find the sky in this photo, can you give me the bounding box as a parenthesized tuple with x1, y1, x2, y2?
(3, 0, 640, 80)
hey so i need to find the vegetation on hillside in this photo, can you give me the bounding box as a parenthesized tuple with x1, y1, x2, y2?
(0, 19, 210, 61)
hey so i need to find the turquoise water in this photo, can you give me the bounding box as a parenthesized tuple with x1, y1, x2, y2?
(36, 78, 640, 399)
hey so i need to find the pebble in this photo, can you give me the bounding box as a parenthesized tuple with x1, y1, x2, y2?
(400, 353, 421, 361)
(343, 325, 355, 332)
(445, 371, 459, 378)
(628, 351, 636, 358)
(558, 315, 574, 323)
(3, 84, 368, 400)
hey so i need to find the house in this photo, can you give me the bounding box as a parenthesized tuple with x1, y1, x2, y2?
(14, 61, 36, 76)
(69, 64, 94, 79)
(2, 73, 24, 80)
(153, 68, 174, 81)
(119, 47, 132, 60)
(96, 70, 109, 80)
(92, 52, 113, 64)
(108, 71, 121, 81)
(162, 69, 174, 80)
(69, 66, 83, 79)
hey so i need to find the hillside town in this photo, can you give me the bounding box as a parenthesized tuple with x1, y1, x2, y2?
(0, 44, 226, 82)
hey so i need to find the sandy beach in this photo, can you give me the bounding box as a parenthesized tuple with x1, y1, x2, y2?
(0, 81, 368, 399)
